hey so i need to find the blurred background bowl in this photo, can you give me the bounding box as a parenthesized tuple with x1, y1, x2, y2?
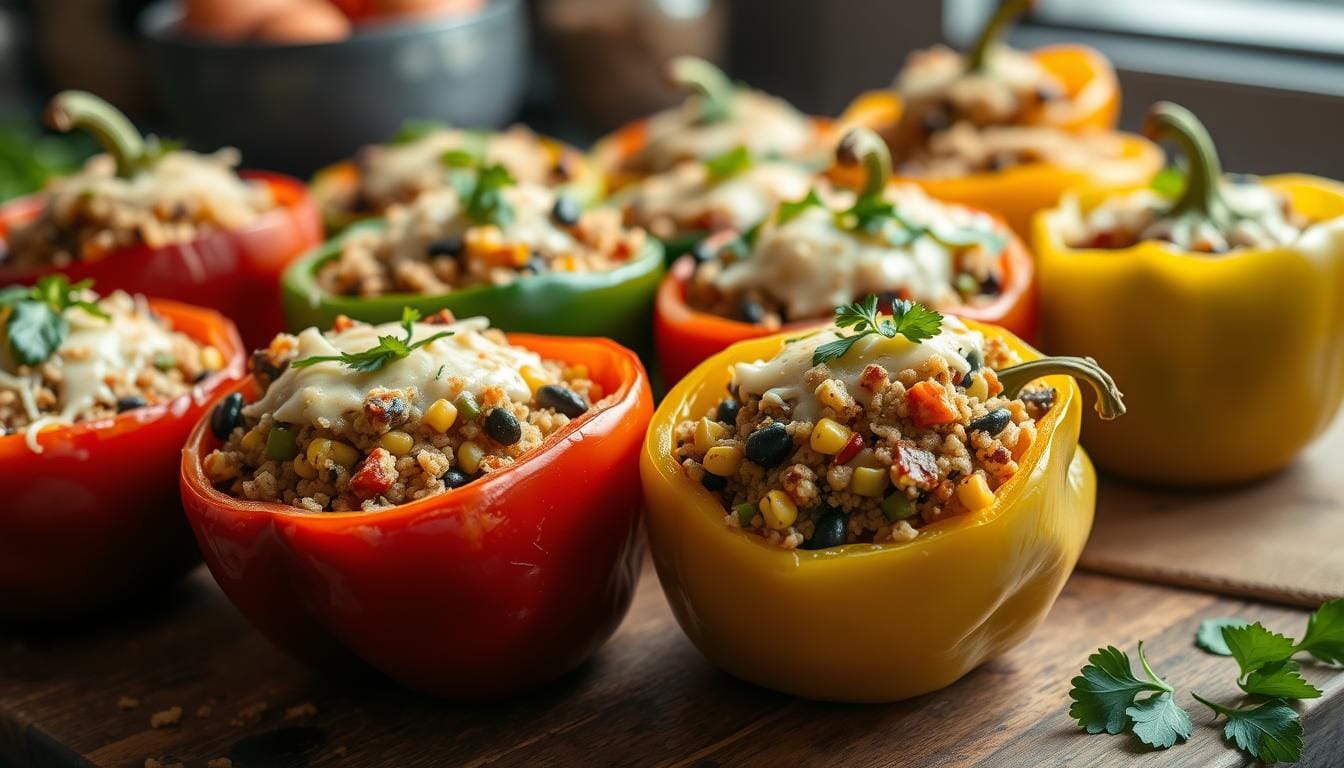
(139, 0, 527, 175)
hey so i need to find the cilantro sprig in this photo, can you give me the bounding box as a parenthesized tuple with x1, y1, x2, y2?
(705, 146, 753, 182)
(292, 308, 452, 374)
(0, 275, 107, 366)
(811, 295, 943, 366)
(1069, 643, 1192, 749)
(441, 149, 516, 228)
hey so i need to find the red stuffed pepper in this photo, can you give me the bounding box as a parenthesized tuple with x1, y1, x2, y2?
(180, 311, 651, 698)
(0, 278, 245, 619)
(0, 91, 321, 347)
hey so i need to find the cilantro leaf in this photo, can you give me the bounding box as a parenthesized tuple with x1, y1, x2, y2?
(810, 334, 867, 366)
(776, 188, 825, 226)
(393, 118, 447, 144)
(812, 296, 944, 366)
(292, 307, 453, 374)
(465, 163, 515, 228)
(1224, 622, 1297, 677)
(705, 146, 753, 182)
(1241, 660, 1322, 700)
(441, 148, 479, 168)
(1151, 159, 1187, 199)
(1195, 618, 1248, 656)
(1297, 597, 1344, 665)
(888, 299, 942, 343)
(1069, 644, 1172, 735)
(6, 299, 66, 366)
(1125, 692, 1192, 749)
(1194, 695, 1303, 764)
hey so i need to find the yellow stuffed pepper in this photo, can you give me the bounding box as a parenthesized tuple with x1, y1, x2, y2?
(836, 0, 1160, 237)
(641, 297, 1122, 702)
(1036, 102, 1344, 486)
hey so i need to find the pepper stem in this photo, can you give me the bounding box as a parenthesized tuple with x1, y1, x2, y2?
(966, 0, 1034, 72)
(668, 57, 735, 124)
(998, 356, 1126, 420)
(1143, 101, 1237, 227)
(45, 91, 146, 179)
(836, 128, 891, 198)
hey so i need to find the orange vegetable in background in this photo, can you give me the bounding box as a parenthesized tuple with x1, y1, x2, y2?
(180, 0, 290, 40)
(254, 0, 352, 43)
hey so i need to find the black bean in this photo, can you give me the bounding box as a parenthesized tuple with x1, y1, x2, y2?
(210, 392, 245, 439)
(981, 272, 1001, 295)
(522, 253, 548, 274)
(968, 408, 1012, 436)
(701, 472, 728, 492)
(484, 408, 522, 445)
(716, 398, 740, 426)
(803, 508, 847, 550)
(194, 370, 212, 383)
(1021, 387, 1057, 411)
(551, 195, 581, 226)
(441, 469, 471, 488)
(249, 350, 286, 383)
(116, 395, 147, 413)
(426, 236, 465, 258)
(744, 422, 792, 468)
(737, 298, 765, 325)
(536, 385, 588, 418)
(961, 349, 983, 387)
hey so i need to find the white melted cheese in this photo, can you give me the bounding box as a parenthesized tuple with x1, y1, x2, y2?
(628, 160, 814, 231)
(52, 150, 272, 223)
(246, 317, 538, 431)
(359, 127, 553, 203)
(733, 317, 984, 423)
(897, 44, 1057, 125)
(638, 90, 814, 171)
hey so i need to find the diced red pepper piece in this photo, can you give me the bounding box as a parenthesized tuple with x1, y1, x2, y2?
(894, 441, 939, 489)
(350, 447, 396, 499)
(908, 381, 959, 428)
(833, 432, 866, 466)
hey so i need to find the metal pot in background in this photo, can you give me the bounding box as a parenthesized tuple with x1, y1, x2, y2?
(139, 0, 529, 175)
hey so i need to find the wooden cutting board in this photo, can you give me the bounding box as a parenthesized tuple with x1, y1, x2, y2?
(1080, 415, 1344, 608)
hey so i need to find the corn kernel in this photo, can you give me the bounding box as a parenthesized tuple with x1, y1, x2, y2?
(809, 418, 852, 455)
(200, 345, 225, 372)
(380, 430, 415, 456)
(240, 427, 265, 453)
(458, 441, 485, 474)
(555, 255, 578, 272)
(815, 379, 853, 412)
(520, 365, 549, 394)
(957, 473, 996, 510)
(507, 243, 531, 267)
(564, 364, 589, 380)
(758, 490, 798, 530)
(306, 437, 332, 467)
(424, 398, 458, 433)
(966, 372, 989, 402)
(694, 417, 727, 453)
(328, 441, 360, 468)
(292, 456, 318, 479)
(703, 445, 743, 476)
(465, 225, 503, 255)
(851, 466, 889, 497)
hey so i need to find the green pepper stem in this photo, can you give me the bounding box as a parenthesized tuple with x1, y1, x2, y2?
(668, 57, 734, 124)
(44, 91, 146, 179)
(998, 355, 1126, 420)
(966, 0, 1034, 72)
(1143, 101, 1237, 227)
(836, 128, 892, 198)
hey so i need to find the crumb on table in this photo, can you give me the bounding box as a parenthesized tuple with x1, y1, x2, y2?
(149, 706, 182, 729)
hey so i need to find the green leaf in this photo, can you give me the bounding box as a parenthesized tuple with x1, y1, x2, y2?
(812, 295, 944, 366)
(465, 163, 516, 228)
(1196, 618, 1248, 656)
(1298, 598, 1344, 665)
(0, 285, 30, 306)
(810, 334, 866, 366)
(888, 299, 943, 343)
(1151, 161, 1186, 199)
(776, 188, 825, 226)
(6, 300, 66, 366)
(1241, 660, 1322, 700)
(1194, 695, 1303, 765)
(1068, 645, 1170, 735)
(441, 148, 479, 169)
(1224, 622, 1297, 677)
(393, 118, 448, 144)
(292, 306, 452, 374)
(1125, 693, 1192, 750)
(705, 146, 753, 182)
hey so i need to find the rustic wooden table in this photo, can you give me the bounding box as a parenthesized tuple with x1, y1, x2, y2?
(1, 560, 1341, 768)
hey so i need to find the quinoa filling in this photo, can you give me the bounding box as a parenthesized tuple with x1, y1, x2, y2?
(204, 313, 600, 513)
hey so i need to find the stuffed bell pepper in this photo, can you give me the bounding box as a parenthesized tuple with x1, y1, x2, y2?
(1036, 102, 1344, 486)
(593, 57, 831, 190)
(837, 0, 1160, 236)
(0, 92, 322, 347)
(655, 128, 1036, 386)
(283, 151, 663, 356)
(311, 120, 602, 232)
(642, 296, 1122, 701)
(180, 309, 651, 697)
(1, 276, 245, 619)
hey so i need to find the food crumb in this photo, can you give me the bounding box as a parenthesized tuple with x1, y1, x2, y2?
(117, 696, 140, 710)
(284, 702, 318, 720)
(196, 704, 213, 718)
(207, 759, 233, 768)
(230, 701, 268, 727)
(149, 706, 182, 728)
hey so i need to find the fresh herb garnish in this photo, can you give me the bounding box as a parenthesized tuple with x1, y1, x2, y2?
(811, 295, 943, 366)
(669, 57, 736, 124)
(1069, 643, 1191, 749)
(393, 118, 448, 144)
(0, 275, 107, 366)
(776, 188, 826, 226)
(291, 307, 452, 374)
(705, 146, 753, 182)
(439, 150, 516, 228)
(1195, 617, 1248, 656)
(1191, 695, 1304, 765)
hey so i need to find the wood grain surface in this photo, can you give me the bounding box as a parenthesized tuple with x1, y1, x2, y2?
(2, 563, 1341, 768)
(1081, 416, 1344, 608)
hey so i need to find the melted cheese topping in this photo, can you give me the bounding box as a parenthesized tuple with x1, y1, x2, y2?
(246, 317, 539, 431)
(714, 185, 999, 319)
(626, 160, 814, 232)
(733, 317, 984, 423)
(49, 150, 272, 222)
(636, 90, 814, 171)
(359, 127, 554, 204)
(897, 44, 1058, 125)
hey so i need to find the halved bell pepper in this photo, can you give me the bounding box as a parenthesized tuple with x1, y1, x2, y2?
(0, 299, 246, 620)
(281, 224, 664, 357)
(1036, 103, 1344, 486)
(310, 131, 604, 233)
(180, 334, 651, 698)
(641, 320, 1098, 702)
(0, 93, 322, 347)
